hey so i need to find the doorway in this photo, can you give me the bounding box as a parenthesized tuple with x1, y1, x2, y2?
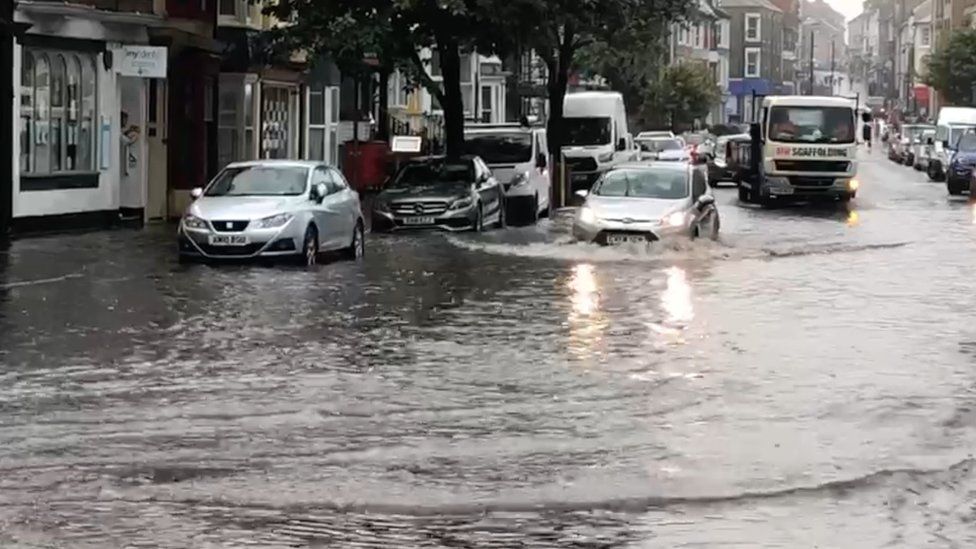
(119, 76, 147, 219)
(146, 79, 167, 220)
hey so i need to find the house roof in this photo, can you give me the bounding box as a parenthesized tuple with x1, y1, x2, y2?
(719, 0, 783, 12)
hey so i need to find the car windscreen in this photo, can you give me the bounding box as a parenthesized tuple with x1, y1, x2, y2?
(683, 134, 706, 145)
(767, 106, 855, 144)
(393, 161, 474, 187)
(949, 126, 976, 148)
(593, 168, 688, 199)
(561, 117, 612, 146)
(463, 133, 532, 164)
(639, 139, 683, 152)
(205, 166, 309, 197)
(956, 133, 976, 153)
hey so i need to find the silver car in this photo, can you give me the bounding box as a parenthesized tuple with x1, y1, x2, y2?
(572, 162, 720, 245)
(637, 137, 689, 162)
(178, 160, 365, 264)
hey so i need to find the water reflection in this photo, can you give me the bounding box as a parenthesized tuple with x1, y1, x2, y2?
(846, 209, 860, 227)
(661, 266, 693, 325)
(567, 263, 607, 360)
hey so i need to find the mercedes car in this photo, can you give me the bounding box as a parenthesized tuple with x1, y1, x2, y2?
(178, 160, 365, 265)
(372, 155, 505, 232)
(572, 162, 719, 245)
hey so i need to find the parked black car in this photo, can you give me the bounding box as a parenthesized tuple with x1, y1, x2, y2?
(707, 133, 750, 187)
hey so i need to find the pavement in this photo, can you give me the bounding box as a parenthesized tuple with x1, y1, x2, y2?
(3, 146, 976, 547)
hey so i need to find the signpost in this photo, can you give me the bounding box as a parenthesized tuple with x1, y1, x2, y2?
(116, 46, 167, 78)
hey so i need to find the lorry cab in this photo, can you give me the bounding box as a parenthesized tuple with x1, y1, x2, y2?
(928, 107, 976, 181)
(738, 95, 860, 204)
(561, 91, 638, 193)
(463, 122, 550, 223)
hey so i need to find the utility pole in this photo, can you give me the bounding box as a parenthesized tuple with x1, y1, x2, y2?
(829, 40, 836, 96)
(0, 0, 16, 237)
(808, 31, 815, 96)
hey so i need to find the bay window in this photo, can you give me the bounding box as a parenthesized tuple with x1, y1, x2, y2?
(20, 47, 97, 176)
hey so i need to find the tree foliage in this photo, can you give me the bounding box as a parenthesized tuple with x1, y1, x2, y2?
(924, 29, 976, 106)
(642, 62, 720, 131)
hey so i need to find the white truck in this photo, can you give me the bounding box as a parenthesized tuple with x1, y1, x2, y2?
(926, 106, 976, 182)
(736, 95, 861, 205)
(560, 91, 637, 193)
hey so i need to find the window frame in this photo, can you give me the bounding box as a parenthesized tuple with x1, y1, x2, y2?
(745, 13, 762, 42)
(745, 47, 762, 78)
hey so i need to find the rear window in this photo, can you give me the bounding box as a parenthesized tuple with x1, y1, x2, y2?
(463, 133, 532, 164)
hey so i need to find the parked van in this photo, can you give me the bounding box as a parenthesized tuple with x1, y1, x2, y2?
(464, 123, 550, 223)
(928, 107, 976, 182)
(561, 92, 637, 192)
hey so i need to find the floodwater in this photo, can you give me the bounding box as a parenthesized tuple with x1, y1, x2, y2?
(2, 148, 976, 547)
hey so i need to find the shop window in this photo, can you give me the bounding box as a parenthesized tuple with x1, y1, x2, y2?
(20, 48, 97, 176)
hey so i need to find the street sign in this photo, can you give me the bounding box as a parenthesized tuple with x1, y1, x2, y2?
(391, 135, 423, 153)
(116, 46, 167, 78)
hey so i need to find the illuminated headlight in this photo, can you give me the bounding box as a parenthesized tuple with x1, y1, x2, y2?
(578, 206, 598, 224)
(182, 214, 207, 230)
(256, 213, 293, 228)
(848, 179, 860, 191)
(450, 197, 474, 210)
(509, 171, 530, 187)
(662, 211, 687, 227)
(597, 152, 614, 163)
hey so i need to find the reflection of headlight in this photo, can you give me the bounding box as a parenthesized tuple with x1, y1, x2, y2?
(257, 213, 293, 228)
(579, 206, 598, 224)
(510, 171, 530, 187)
(183, 214, 207, 229)
(451, 197, 474, 210)
(597, 152, 614, 163)
(662, 211, 687, 227)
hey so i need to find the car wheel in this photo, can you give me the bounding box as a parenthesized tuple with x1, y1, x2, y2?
(737, 185, 749, 202)
(301, 225, 319, 266)
(344, 221, 365, 261)
(495, 198, 507, 229)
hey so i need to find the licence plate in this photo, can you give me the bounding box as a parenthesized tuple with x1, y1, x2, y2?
(607, 234, 647, 245)
(403, 216, 435, 225)
(208, 234, 248, 246)
(572, 174, 590, 183)
(772, 187, 794, 195)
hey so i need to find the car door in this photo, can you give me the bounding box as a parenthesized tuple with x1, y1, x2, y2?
(310, 167, 345, 250)
(329, 167, 359, 241)
(474, 158, 501, 217)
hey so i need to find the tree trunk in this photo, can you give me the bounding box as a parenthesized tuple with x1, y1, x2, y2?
(438, 41, 465, 159)
(377, 68, 391, 142)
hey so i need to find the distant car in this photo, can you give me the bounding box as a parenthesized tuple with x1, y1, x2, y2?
(637, 137, 689, 162)
(682, 132, 715, 163)
(895, 125, 928, 164)
(637, 130, 676, 140)
(904, 125, 935, 166)
(178, 160, 365, 265)
(708, 133, 750, 186)
(372, 155, 505, 232)
(949, 134, 976, 195)
(572, 162, 719, 245)
(464, 124, 550, 224)
(913, 129, 937, 171)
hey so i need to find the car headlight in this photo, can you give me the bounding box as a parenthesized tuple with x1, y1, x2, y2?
(597, 152, 614, 163)
(451, 197, 474, 210)
(578, 206, 598, 224)
(848, 179, 860, 191)
(374, 199, 391, 213)
(509, 171, 530, 187)
(256, 213, 293, 228)
(182, 214, 207, 230)
(662, 211, 687, 227)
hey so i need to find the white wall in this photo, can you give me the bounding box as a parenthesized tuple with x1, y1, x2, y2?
(13, 40, 122, 219)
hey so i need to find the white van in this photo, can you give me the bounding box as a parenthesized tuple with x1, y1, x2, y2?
(928, 107, 976, 181)
(464, 123, 550, 223)
(561, 92, 637, 192)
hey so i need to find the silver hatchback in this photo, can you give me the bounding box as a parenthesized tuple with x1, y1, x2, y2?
(178, 160, 365, 264)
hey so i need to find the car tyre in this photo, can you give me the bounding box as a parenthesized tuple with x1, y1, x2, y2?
(928, 164, 944, 181)
(495, 198, 507, 229)
(301, 225, 319, 266)
(344, 221, 365, 261)
(737, 184, 749, 203)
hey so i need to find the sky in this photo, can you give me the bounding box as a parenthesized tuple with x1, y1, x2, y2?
(825, 0, 863, 22)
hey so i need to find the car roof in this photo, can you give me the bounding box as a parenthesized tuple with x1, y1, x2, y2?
(763, 95, 856, 108)
(225, 159, 324, 169)
(464, 126, 540, 135)
(614, 161, 691, 172)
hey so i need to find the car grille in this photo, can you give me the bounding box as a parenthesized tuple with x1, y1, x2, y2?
(565, 157, 598, 173)
(788, 176, 836, 187)
(391, 201, 449, 216)
(210, 220, 251, 232)
(196, 243, 266, 256)
(774, 160, 850, 172)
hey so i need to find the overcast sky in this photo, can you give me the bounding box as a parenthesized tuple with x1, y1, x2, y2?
(826, 0, 863, 22)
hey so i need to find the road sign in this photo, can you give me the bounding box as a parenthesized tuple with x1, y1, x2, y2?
(391, 135, 423, 153)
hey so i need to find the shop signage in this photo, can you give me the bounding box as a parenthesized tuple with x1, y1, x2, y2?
(392, 135, 423, 153)
(117, 46, 167, 78)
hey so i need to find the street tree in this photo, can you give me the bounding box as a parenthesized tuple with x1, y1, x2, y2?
(642, 62, 720, 131)
(924, 29, 976, 106)
(499, 0, 695, 155)
(265, 0, 506, 157)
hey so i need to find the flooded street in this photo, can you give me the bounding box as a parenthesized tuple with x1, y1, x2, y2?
(3, 147, 976, 547)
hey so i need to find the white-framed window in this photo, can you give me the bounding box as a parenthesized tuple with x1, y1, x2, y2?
(745, 47, 761, 77)
(260, 84, 299, 159)
(921, 26, 931, 47)
(718, 20, 730, 48)
(217, 74, 259, 168)
(745, 13, 761, 42)
(219, 0, 253, 25)
(19, 48, 98, 175)
(307, 84, 340, 164)
(694, 24, 703, 48)
(388, 70, 410, 108)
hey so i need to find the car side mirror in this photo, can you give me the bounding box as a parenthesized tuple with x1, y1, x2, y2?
(575, 189, 589, 199)
(190, 187, 203, 199)
(617, 138, 627, 151)
(310, 183, 327, 203)
(536, 153, 548, 169)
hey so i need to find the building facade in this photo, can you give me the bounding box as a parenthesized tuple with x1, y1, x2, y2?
(671, 0, 731, 125)
(721, 0, 787, 122)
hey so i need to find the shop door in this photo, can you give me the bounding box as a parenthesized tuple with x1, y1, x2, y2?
(146, 79, 167, 220)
